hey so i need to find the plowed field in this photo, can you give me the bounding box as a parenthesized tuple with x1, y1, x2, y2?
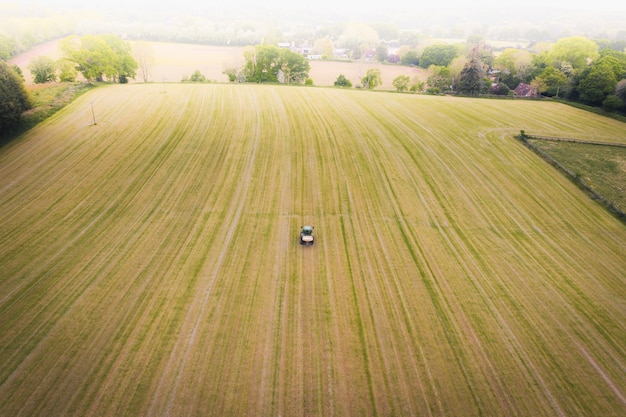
(1, 84, 625, 416)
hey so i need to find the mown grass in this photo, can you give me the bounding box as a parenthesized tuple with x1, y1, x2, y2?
(1, 82, 94, 144)
(528, 140, 626, 214)
(0, 84, 624, 417)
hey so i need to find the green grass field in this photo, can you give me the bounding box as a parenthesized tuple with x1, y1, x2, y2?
(528, 139, 626, 214)
(1, 84, 625, 416)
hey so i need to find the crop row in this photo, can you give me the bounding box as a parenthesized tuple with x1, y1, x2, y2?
(0, 84, 624, 416)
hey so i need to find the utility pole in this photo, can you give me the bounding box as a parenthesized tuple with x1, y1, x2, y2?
(91, 102, 97, 125)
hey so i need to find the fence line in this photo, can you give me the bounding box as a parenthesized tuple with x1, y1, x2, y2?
(515, 133, 626, 223)
(526, 135, 626, 148)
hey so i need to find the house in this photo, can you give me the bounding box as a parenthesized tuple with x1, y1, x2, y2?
(514, 83, 538, 97)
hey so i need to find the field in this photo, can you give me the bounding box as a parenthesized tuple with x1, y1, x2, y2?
(527, 138, 626, 214)
(0, 83, 625, 416)
(10, 40, 424, 87)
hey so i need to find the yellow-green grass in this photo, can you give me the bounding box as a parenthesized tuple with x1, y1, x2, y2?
(0, 84, 624, 416)
(527, 139, 626, 214)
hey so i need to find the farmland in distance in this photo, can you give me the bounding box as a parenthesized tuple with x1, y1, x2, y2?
(0, 84, 625, 416)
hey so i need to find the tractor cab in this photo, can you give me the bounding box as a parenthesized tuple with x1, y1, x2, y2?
(300, 225, 314, 245)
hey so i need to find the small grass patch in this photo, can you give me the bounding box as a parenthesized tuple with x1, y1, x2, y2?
(24, 82, 95, 125)
(1, 82, 95, 144)
(528, 140, 626, 213)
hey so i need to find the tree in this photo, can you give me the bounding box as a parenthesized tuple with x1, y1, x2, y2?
(419, 44, 459, 68)
(400, 50, 419, 66)
(489, 82, 510, 96)
(595, 52, 626, 80)
(57, 59, 77, 82)
(599, 49, 626, 76)
(0, 34, 17, 61)
(361, 68, 381, 89)
(186, 70, 207, 82)
(278, 48, 310, 84)
(494, 48, 534, 86)
(372, 22, 399, 41)
(242, 45, 278, 83)
(223, 67, 246, 83)
(11, 65, 24, 81)
(375, 43, 388, 63)
(533, 66, 569, 97)
(549, 36, 599, 74)
(60, 35, 112, 81)
(334, 74, 352, 87)
(457, 48, 485, 95)
(28, 56, 57, 84)
(242, 45, 309, 84)
(133, 41, 156, 83)
(602, 95, 623, 112)
(577, 61, 618, 106)
(616, 79, 626, 102)
(426, 65, 452, 93)
(313, 37, 334, 59)
(399, 31, 420, 48)
(409, 76, 424, 92)
(337, 23, 379, 60)
(0, 61, 31, 135)
(458, 60, 483, 95)
(101, 35, 138, 83)
(59, 34, 137, 83)
(392, 75, 410, 92)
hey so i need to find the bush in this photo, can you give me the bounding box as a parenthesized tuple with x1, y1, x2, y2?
(392, 75, 410, 92)
(400, 50, 419, 66)
(28, 56, 57, 84)
(489, 82, 510, 96)
(410, 80, 425, 93)
(334, 74, 352, 87)
(183, 70, 210, 83)
(305, 78, 314, 86)
(0, 61, 31, 136)
(603, 95, 624, 113)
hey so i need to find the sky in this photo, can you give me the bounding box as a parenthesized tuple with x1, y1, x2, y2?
(6, 0, 626, 13)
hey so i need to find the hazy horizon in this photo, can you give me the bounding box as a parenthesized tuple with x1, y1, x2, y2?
(5, 0, 626, 13)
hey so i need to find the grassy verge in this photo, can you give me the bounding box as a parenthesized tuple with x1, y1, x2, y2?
(517, 134, 626, 222)
(1, 82, 95, 144)
(551, 98, 626, 123)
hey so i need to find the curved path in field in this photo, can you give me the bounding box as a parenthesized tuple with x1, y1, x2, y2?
(0, 84, 624, 416)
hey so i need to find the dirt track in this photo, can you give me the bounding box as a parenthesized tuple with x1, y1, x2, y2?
(0, 84, 625, 416)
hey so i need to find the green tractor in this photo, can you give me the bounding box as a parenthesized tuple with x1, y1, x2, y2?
(300, 225, 314, 246)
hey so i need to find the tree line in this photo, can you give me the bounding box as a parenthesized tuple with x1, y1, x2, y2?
(1, 34, 137, 136)
(374, 36, 626, 114)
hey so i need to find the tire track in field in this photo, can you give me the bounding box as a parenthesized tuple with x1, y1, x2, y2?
(376, 107, 567, 416)
(322, 98, 432, 416)
(253, 88, 293, 416)
(1, 85, 234, 416)
(0, 86, 185, 397)
(342, 95, 577, 415)
(75, 87, 237, 416)
(334, 93, 486, 415)
(368, 99, 624, 415)
(305, 91, 452, 416)
(309, 94, 380, 416)
(371, 105, 534, 415)
(1, 86, 625, 417)
(149, 86, 262, 417)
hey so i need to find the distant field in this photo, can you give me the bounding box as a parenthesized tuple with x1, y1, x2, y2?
(0, 84, 625, 416)
(11, 40, 425, 87)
